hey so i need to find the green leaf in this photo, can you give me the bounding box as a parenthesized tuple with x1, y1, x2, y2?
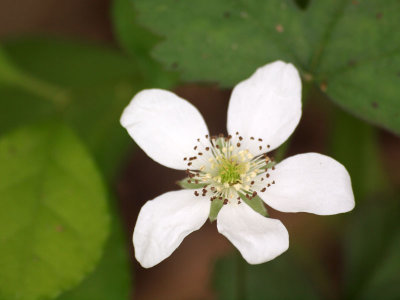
(0, 46, 66, 106)
(330, 107, 389, 200)
(213, 253, 320, 300)
(111, 0, 179, 88)
(0, 122, 109, 300)
(135, 0, 400, 134)
(0, 38, 146, 179)
(56, 198, 131, 300)
(0, 46, 21, 84)
(344, 194, 400, 300)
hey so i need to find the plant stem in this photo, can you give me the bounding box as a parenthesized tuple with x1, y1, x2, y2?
(0, 47, 69, 109)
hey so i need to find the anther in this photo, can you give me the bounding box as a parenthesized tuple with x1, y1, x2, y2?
(251, 181, 255, 185)
(205, 147, 210, 151)
(258, 138, 263, 142)
(261, 187, 266, 192)
(223, 199, 228, 205)
(266, 173, 270, 178)
(250, 137, 254, 140)
(198, 152, 203, 155)
(237, 143, 241, 147)
(183, 157, 187, 161)
(252, 191, 257, 197)
(239, 136, 243, 141)
(236, 131, 239, 135)
(272, 180, 275, 184)
(259, 146, 262, 150)
(188, 162, 192, 166)
(194, 146, 198, 150)
(194, 191, 199, 196)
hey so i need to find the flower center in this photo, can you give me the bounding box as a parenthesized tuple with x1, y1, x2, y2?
(183, 132, 276, 205)
(218, 157, 241, 184)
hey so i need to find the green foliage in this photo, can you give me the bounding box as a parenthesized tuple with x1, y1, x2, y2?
(0, 47, 21, 84)
(330, 107, 388, 200)
(213, 253, 319, 300)
(0, 38, 144, 179)
(135, 0, 400, 134)
(111, 0, 179, 87)
(0, 37, 151, 299)
(0, 123, 109, 300)
(56, 199, 131, 300)
(344, 194, 400, 300)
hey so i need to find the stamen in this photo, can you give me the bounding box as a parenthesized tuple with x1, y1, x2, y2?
(183, 133, 276, 206)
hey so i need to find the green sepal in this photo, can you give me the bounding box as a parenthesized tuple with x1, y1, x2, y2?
(209, 199, 224, 222)
(208, 193, 268, 223)
(261, 161, 276, 170)
(176, 177, 207, 189)
(239, 193, 268, 217)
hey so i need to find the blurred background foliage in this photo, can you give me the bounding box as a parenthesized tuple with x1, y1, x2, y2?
(0, 0, 399, 299)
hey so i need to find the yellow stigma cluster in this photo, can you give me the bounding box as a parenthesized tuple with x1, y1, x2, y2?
(184, 133, 276, 205)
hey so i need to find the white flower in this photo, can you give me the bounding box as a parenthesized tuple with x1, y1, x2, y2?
(120, 61, 355, 268)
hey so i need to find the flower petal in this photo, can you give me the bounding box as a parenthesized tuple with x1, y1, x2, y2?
(120, 89, 209, 169)
(260, 153, 355, 215)
(217, 203, 289, 264)
(133, 189, 211, 268)
(227, 61, 302, 155)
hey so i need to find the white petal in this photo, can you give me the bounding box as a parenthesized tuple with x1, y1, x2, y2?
(133, 189, 211, 268)
(227, 61, 302, 155)
(217, 203, 289, 264)
(261, 153, 355, 215)
(120, 89, 209, 170)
